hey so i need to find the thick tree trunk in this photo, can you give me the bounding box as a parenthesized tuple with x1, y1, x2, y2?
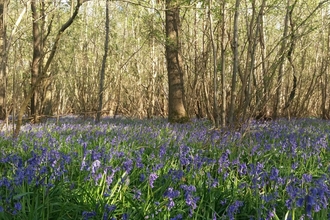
(31, 1, 42, 122)
(165, 0, 188, 123)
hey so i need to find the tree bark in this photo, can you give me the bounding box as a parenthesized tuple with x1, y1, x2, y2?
(208, 0, 219, 128)
(220, 1, 227, 127)
(96, 0, 110, 123)
(228, 0, 241, 127)
(0, 0, 7, 120)
(273, 0, 290, 119)
(165, 0, 188, 123)
(30, 1, 43, 122)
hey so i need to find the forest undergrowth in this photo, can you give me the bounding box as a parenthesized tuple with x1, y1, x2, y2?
(0, 117, 329, 220)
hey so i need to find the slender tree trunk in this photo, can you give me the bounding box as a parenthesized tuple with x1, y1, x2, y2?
(96, 0, 110, 123)
(283, 0, 298, 112)
(241, 0, 257, 122)
(228, 0, 241, 126)
(273, 0, 290, 119)
(258, 0, 269, 118)
(149, 4, 156, 118)
(208, 0, 219, 128)
(321, 11, 329, 119)
(0, 0, 7, 120)
(165, 0, 188, 123)
(220, 1, 227, 127)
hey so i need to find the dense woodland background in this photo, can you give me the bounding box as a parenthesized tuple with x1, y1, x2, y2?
(1, 0, 330, 131)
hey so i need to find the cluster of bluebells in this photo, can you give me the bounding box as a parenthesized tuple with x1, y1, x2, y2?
(164, 187, 180, 210)
(0, 117, 330, 219)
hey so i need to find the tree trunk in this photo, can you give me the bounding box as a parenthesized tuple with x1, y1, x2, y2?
(0, 0, 7, 120)
(208, 0, 219, 128)
(220, 1, 227, 127)
(273, 0, 290, 119)
(258, 0, 269, 118)
(30, 1, 43, 122)
(96, 0, 110, 123)
(283, 0, 298, 112)
(165, 0, 188, 123)
(228, 0, 241, 127)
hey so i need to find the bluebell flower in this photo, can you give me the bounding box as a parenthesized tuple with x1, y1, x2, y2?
(80, 155, 87, 171)
(14, 202, 22, 211)
(212, 212, 217, 220)
(103, 212, 109, 220)
(140, 173, 145, 182)
(122, 213, 129, 220)
(82, 211, 96, 220)
(170, 213, 183, 220)
(104, 204, 116, 213)
(285, 199, 293, 210)
(89, 160, 101, 174)
(167, 198, 175, 210)
(296, 198, 304, 207)
(164, 187, 180, 199)
(14, 170, 24, 186)
(133, 189, 142, 200)
(291, 162, 299, 170)
(135, 156, 144, 169)
(91, 149, 102, 161)
(227, 200, 243, 220)
(185, 194, 199, 210)
(123, 159, 133, 173)
(238, 162, 247, 176)
(149, 173, 158, 188)
(218, 150, 230, 173)
(159, 144, 167, 158)
(302, 174, 312, 183)
(180, 184, 199, 215)
(168, 169, 184, 183)
(269, 167, 279, 181)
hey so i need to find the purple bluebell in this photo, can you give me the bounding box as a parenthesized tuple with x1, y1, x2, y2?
(149, 173, 158, 188)
(168, 169, 184, 183)
(164, 187, 180, 210)
(89, 160, 101, 174)
(123, 159, 133, 173)
(302, 174, 312, 183)
(122, 213, 129, 220)
(14, 202, 21, 211)
(82, 211, 96, 220)
(227, 200, 244, 220)
(164, 187, 180, 199)
(170, 214, 183, 220)
(238, 162, 247, 176)
(104, 204, 116, 213)
(269, 167, 279, 181)
(140, 173, 145, 182)
(133, 189, 142, 200)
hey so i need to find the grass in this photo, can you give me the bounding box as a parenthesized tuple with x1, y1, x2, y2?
(0, 117, 329, 220)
